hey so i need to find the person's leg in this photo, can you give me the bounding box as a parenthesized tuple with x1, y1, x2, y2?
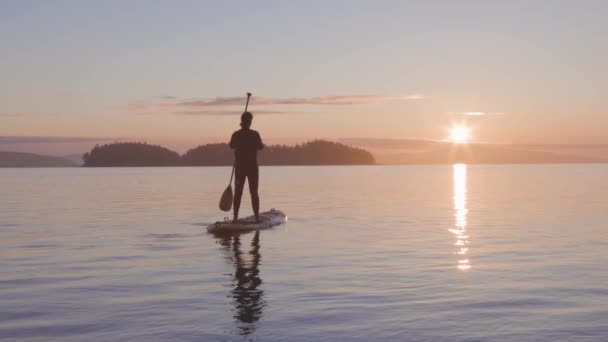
(248, 166, 260, 221)
(233, 168, 246, 222)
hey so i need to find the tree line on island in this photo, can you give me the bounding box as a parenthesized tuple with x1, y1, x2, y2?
(82, 140, 375, 166)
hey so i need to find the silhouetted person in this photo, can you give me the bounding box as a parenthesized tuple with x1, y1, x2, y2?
(230, 112, 264, 222)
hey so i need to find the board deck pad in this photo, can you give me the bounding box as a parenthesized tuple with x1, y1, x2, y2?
(207, 209, 287, 233)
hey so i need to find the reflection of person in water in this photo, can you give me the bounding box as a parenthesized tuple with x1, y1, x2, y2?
(216, 231, 265, 336)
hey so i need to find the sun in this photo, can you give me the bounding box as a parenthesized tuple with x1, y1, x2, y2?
(449, 125, 471, 143)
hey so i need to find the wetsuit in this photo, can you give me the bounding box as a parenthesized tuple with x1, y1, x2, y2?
(229, 128, 264, 219)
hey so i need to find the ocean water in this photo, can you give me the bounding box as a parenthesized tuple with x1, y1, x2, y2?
(1, 165, 607, 341)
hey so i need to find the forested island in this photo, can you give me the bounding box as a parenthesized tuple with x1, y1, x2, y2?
(82, 140, 375, 167)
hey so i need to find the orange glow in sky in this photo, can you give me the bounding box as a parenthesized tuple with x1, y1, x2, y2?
(1, 2, 608, 155)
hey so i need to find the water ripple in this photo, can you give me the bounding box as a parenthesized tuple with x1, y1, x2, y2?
(0, 165, 607, 341)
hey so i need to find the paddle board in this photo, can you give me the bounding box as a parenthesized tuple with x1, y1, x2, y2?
(207, 209, 287, 233)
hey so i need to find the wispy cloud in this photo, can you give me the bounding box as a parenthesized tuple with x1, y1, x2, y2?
(449, 111, 504, 116)
(173, 110, 294, 116)
(128, 93, 424, 114)
(0, 113, 24, 118)
(0, 136, 119, 144)
(175, 94, 424, 107)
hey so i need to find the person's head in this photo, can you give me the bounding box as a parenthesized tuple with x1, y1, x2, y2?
(240, 111, 253, 128)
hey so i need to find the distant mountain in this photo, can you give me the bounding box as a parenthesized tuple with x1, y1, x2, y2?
(515, 144, 608, 160)
(340, 138, 607, 164)
(378, 144, 603, 164)
(340, 138, 441, 151)
(0, 151, 76, 167)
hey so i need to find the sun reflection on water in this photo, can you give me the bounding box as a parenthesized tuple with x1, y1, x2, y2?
(451, 164, 471, 270)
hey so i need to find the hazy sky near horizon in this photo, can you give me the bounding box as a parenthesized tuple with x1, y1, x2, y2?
(1, 0, 607, 154)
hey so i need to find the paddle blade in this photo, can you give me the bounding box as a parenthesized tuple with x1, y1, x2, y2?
(219, 185, 233, 212)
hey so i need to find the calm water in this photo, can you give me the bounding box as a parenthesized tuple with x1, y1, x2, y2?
(1, 165, 607, 341)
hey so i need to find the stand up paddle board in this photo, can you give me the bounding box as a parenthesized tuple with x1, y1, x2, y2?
(207, 209, 287, 233)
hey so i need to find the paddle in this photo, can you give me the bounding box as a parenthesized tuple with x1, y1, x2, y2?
(219, 92, 252, 212)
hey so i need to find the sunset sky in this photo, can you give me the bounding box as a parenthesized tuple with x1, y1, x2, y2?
(1, 1, 607, 154)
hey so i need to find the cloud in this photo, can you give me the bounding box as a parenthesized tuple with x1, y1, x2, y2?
(0, 136, 119, 144)
(449, 111, 504, 116)
(1, 112, 65, 118)
(127, 93, 423, 114)
(175, 94, 424, 107)
(173, 110, 294, 116)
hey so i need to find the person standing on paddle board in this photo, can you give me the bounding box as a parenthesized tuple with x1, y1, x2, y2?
(230, 111, 264, 223)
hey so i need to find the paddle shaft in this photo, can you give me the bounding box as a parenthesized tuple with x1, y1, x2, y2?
(228, 92, 252, 186)
(245, 92, 252, 112)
